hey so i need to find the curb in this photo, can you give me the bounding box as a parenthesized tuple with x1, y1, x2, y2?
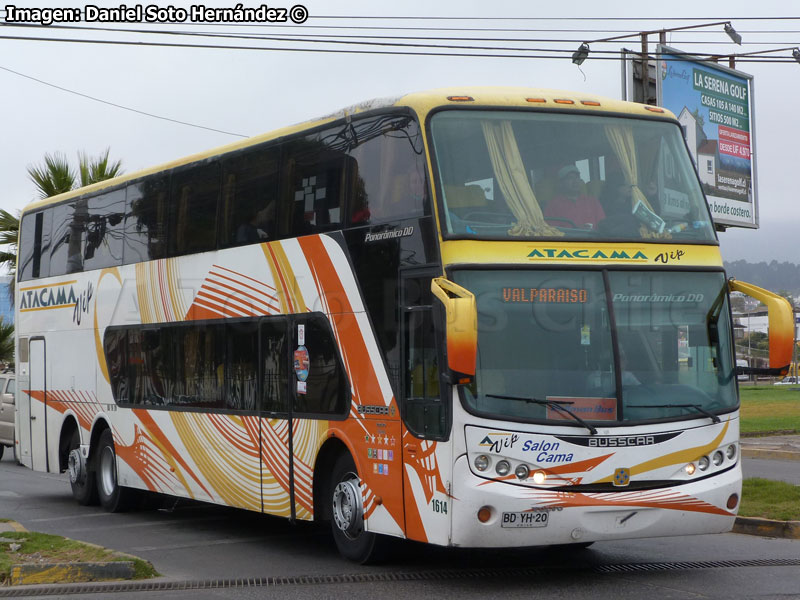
(1, 521, 152, 586)
(10, 561, 136, 586)
(741, 448, 800, 462)
(733, 516, 800, 540)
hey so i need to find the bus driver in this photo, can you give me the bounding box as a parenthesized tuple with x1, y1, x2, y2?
(544, 164, 605, 230)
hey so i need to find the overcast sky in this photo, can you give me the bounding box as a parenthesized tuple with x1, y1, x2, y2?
(2, 0, 798, 269)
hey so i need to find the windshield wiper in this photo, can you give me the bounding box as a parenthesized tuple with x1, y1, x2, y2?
(486, 394, 598, 435)
(627, 403, 721, 424)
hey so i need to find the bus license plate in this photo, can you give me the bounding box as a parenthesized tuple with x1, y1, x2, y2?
(501, 511, 549, 528)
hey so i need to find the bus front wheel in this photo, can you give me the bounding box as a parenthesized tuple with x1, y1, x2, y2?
(96, 429, 135, 512)
(328, 453, 387, 563)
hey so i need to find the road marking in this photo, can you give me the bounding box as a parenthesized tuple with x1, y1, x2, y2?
(29, 512, 110, 523)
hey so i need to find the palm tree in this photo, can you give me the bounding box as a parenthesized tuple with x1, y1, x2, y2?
(0, 209, 19, 305)
(27, 152, 76, 200)
(77, 148, 123, 188)
(27, 148, 124, 200)
(0, 318, 13, 364)
(0, 149, 124, 306)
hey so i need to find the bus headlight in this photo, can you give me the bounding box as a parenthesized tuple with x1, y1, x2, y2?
(532, 470, 547, 484)
(712, 451, 724, 466)
(685, 463, 696, 475)
(495, 460, 511, 476)
(515, 464, 530, 480)
(698, 456, 710, 471)
(726, 444, 737, 460)
(474, 455, 490, 472)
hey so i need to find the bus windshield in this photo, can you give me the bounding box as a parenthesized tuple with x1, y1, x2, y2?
(454, 269, 737, 424)
(430, 110, 717, 242)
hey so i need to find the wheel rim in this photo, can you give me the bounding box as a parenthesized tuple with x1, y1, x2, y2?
(332, 473, 363, 540)
(99, 445, 116, 497)
(67, 449, 84, 485)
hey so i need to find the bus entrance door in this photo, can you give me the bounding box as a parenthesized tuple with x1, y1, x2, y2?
(400, 271, 453, 546)
(26, 338, 49, 472)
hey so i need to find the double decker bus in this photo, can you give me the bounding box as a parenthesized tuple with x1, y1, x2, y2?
(14, 87, 793, 562)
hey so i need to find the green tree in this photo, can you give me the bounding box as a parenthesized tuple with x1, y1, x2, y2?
(0, 318, 13, 363)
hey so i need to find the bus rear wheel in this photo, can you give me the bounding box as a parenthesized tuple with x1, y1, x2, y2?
(68, 429, 98, 505)
(328, 453, 388, 564)
(96, 429, 135, 512)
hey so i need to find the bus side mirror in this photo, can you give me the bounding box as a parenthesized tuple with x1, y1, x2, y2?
(431, 277, 477, 385)
(729, 279, 795, 376)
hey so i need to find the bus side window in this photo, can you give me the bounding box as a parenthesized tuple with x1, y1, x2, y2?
(104, 328, 128, 404)
(84, 189, 125, 271)
(281, 131, 346, 238)
(261, 317, 288, 414)
(292, 314, 348, 417)
(403, 309, 443, 438)
(402, 275, 447, 441)
(347, 115, 428, 225)
(123, 176, 170, 264)
(18, 210, 51, 281)
(225, 320, 259, 412)
(169, 162, 221, 256)
(127, 327, 174, 406)
(50, 202, 83, 276)
(220, 146, 279, 248)
(174, 322, 225, 409)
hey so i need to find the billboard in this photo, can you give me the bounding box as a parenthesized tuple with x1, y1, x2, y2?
(656, 45, 757, 229)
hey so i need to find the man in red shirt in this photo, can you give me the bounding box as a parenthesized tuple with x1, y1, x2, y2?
(544, 165, 605, 230)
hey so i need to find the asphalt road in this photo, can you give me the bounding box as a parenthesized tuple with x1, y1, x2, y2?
(742, 457, 800, 485)
(1, 451, 798, 599)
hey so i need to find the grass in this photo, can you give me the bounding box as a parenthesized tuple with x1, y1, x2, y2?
(740, 478, 800, 522)
(0, 531, 158, 584)
(738, 386, 800, 435)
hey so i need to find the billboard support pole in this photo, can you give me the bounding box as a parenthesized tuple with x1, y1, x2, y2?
(640, 33, 649, 103)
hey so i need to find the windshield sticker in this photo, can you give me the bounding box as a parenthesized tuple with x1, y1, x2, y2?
(580, 325, 591, 346)
(502, 287, 587, 303)
(294, 346, 309, 382)
(527, 247, 649, 262)
(546, 397, 616, 421)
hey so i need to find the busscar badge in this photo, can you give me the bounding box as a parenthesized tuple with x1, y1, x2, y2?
(613, 468, 631, 487)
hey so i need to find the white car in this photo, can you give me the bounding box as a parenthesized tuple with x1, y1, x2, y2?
(0, 374, 15, 459)
(774, 376, 799, 386)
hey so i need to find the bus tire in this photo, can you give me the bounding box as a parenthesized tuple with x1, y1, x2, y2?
(0, 445, 4, 461)
(68, 429, 98, 506)
(328, 453, 388, 564)
(96, 429, 135, 512)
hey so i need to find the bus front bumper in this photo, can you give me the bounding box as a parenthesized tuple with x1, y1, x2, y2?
(449, 455, 740, 548)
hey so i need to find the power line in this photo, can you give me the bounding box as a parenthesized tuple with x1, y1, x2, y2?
(0, 64, 248, 138)
(0, 32, 795, 62)
(2, 22, 796, 46)
(303, 15, 800, 20)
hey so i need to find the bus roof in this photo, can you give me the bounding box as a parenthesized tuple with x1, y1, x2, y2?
(20, 86, 676, 215)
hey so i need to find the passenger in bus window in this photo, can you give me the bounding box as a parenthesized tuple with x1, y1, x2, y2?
(235, 205, 271, 244)
(543, 165, 605, 230)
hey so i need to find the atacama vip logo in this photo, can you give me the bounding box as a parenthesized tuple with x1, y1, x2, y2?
(19, 281, 78, 312)
(527, 248, 649, 261)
